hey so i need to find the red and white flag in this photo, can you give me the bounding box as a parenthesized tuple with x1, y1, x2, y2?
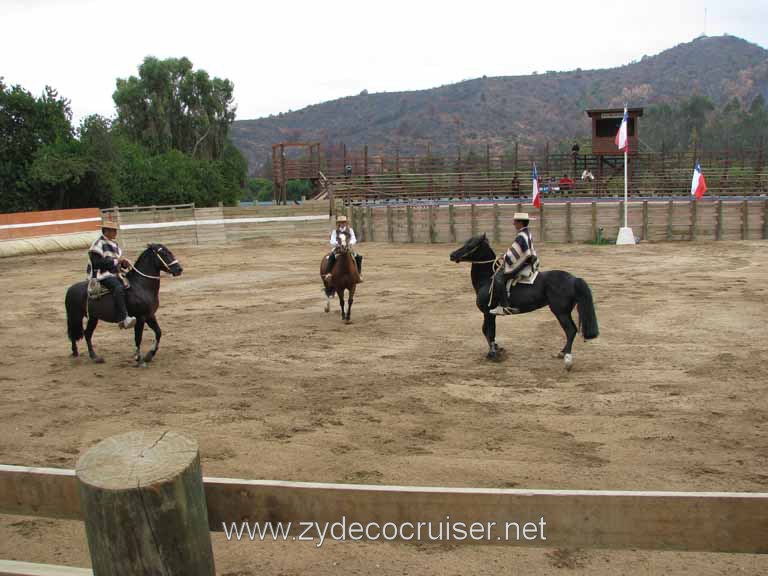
(691, 161, 707, 200)
(615, 107, 629, 152)
(532, 163, 541, 208)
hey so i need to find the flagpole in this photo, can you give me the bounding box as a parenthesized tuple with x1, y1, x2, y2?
(616, 105, 636, 245)
(624, 148, 628, 227)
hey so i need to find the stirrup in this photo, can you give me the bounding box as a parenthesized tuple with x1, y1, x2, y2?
(489, 306, 516, 316)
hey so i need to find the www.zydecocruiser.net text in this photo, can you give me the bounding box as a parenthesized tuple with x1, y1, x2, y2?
(223, 516, 547, 547)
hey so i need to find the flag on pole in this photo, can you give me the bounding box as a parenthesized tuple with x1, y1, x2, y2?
(615, 107, 629, 152)
(532, 163, 541, 208)
(690, 161, 707, 200)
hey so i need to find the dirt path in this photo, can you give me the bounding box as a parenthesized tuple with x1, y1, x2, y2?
(1, 239, 766, 574)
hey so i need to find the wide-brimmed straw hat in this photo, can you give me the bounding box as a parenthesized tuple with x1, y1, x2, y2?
(513, 212, 536, 221)
(102, 220, 120, 230)
(336, 215, 348, 223)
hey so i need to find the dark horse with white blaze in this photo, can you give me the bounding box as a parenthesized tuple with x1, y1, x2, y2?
(450, 234, 598, 369)
(65, 243, 183, 365)
(320, 231, 360, 323)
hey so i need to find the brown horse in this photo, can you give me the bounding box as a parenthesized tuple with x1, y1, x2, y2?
(320, 231, 360, 323)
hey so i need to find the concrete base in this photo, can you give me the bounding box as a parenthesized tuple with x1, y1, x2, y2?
(616, 227, 636, 245)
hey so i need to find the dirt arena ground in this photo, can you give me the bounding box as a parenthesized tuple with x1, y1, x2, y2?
(1, 237, 767, 575)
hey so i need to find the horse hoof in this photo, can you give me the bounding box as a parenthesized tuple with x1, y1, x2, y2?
(344, 318, 351, 324)
(557, 351, 566, 359)
(564, 354, 574, 371)
(91, 356, 105, 364)
(142, 353, 155, 363)
(324, 302, 330, 313)
(486, 351, 497, 360)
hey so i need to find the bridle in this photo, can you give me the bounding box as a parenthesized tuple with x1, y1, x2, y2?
(128, 248, 178, 280)
(456, 239, 500, 265)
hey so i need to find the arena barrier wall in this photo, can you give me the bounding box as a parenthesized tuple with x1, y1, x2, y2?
(347, 198, 768, 244)
(0, 208, 103, 259)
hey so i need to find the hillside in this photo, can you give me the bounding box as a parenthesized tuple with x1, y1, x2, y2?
(231, 36, 768, 171)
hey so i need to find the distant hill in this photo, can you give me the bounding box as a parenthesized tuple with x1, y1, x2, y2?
(231, 36, 768, 172)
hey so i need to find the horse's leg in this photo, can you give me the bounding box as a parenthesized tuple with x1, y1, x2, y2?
(482, 313, 502, 359)
(345, 286, 355, 323)
(551, 307, 578, 370)
(133, 318, 146, 366)
(84, 317, 104, 364)
(142, 316, 162, 363)
(337, 289, 345, 318)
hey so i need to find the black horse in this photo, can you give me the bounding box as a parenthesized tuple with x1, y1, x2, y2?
(65, 243, 183, 366)
(449, 234, 598, 369)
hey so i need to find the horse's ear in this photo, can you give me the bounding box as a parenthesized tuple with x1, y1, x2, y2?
(482, 233, 487, 240)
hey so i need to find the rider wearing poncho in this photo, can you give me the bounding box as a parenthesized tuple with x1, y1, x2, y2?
(86, 220, 136, 329)
(325, 215, 364, 282)
(489, 212, 539, 316)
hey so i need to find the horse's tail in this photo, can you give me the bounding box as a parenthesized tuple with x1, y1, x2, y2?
(574, 277, 599, 340)
(65, 284, 85, 342)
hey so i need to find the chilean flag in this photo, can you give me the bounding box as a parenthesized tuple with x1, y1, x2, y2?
(615, 107, 629, 152)
(691, 161, 707, 200)
(532, 163, 541, 208)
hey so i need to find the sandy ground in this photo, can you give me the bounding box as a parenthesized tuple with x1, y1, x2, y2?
(1, 237, 767, 575)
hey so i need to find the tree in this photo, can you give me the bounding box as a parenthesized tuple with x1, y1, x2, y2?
(0, 79, 74, 211)
(113, 57, 237, 160)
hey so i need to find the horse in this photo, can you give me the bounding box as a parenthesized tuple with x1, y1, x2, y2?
(449, 233, 599, 370)
(320, 231, 360, 323)
(65, 243, 183, 366)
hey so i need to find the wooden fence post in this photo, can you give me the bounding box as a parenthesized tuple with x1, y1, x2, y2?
(407, 206, 414, 243)
(566, 201, 572, 243)
(76, 431, 215, 576)
(493, 204, 501, 243)
(591, 202, 597, 241)
(367, 207, 374, 242)
(666, 200, 674, 241)
(642, 201, 649, 241)
(428, 205, 437, 243)
(763, 199, 768, 240)
(716, 201, 723, 240)
(539, 203, 546, 242)
(449, 205, 456, 243)
(742, 200, 748, 240)
(386, 206, 394, 242)
(470, 204, 477, 236)
(690, 200, 697, 241)
(618, 201, 624, 237)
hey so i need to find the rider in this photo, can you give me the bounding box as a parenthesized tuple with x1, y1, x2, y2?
(325, 214, 363, 282)
(86, 220, 136, 329)
(489, 212, 539, 316)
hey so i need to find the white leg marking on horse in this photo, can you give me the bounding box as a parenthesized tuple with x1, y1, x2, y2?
(564, 353, 573, 371)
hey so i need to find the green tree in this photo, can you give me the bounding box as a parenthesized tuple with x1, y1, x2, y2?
(0, 79, 74, 211)
(113, 57, 237, 160)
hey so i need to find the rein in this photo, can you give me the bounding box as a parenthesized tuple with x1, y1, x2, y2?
(127, 251, 178, 281)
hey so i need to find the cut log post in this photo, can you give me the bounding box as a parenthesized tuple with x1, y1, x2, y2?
(76, 430, 215, 576)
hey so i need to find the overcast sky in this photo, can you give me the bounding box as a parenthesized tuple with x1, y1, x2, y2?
(2, 0, 767, 125)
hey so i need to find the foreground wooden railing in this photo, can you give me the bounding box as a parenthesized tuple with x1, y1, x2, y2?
(2, 430, 767, 575)
(2, 463, 767, 554)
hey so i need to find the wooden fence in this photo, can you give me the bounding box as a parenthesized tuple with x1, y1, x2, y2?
(347, 199, 768, 244)
(102, 202, 331, 252)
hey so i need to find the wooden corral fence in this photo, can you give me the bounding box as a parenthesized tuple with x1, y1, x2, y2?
(1, 429, 767, 575)
(102, 202, 331, 252)
(346, 199, 768, 244)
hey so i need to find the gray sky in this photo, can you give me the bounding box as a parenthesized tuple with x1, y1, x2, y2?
(2, 0, 767, 125)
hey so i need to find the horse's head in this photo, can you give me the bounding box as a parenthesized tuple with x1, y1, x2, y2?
(450, 233, 494, 263)
(336, 231, 351, 253)
(140, 244, 183, 276)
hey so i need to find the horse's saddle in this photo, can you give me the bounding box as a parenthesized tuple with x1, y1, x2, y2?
(87, 276, 130, 300)
(506, 270, 539, 292)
